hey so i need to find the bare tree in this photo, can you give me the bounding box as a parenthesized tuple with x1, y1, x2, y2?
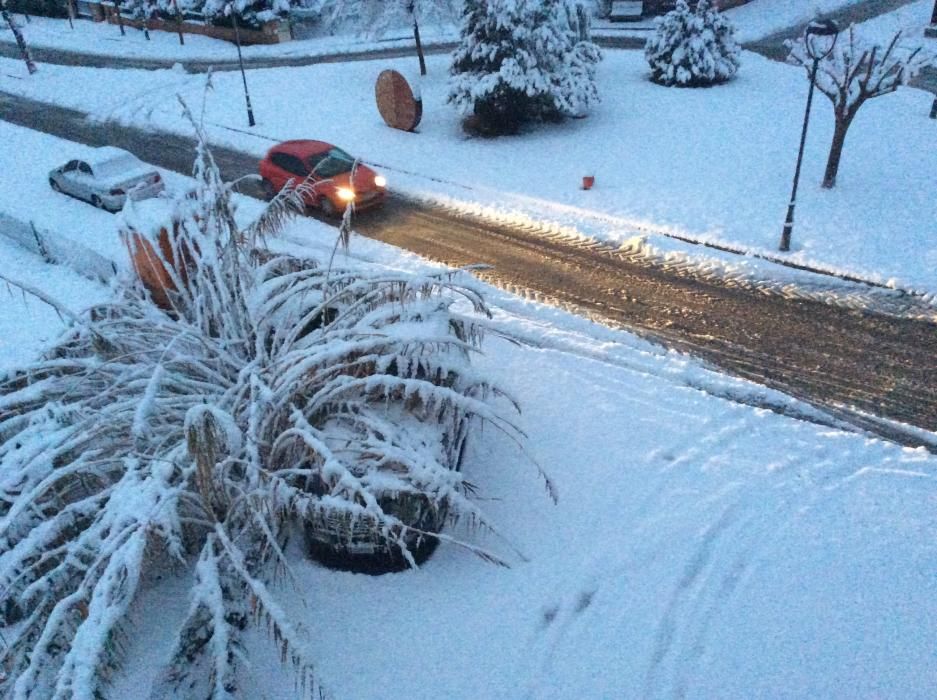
(788, 26, 931, 188)
(0, 0, 37, 75)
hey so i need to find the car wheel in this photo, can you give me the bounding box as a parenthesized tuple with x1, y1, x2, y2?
(319, 196, 339, 218)
(91, 195, 104, 209)
(49, 178, 62, 193)
(261, 179, 277, 201)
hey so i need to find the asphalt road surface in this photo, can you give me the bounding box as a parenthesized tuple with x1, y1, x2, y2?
(1, 91, 935, 449)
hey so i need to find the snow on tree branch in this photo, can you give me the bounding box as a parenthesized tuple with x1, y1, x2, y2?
(786, 25, 934, 187)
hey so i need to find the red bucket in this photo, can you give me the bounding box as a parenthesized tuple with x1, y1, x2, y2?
(582, 176, 595, 190)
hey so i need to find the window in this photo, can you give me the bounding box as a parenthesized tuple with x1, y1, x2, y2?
(269, 152, 308, 177)
(308, 148, 355, 178)
(63, 160, 80, 172)
(78, 162, 93, 176)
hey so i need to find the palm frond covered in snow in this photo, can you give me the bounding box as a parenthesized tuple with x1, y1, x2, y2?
(0, 114, 549, 698)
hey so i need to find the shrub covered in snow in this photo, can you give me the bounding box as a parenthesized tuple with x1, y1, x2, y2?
(5, 0, 70, 19)
(644, 0, 740, 87)
(0, 109, 551, 696)
(448, 0, 601, 136)
(201, 0, 291, 28)
(122, 0, 159, 22)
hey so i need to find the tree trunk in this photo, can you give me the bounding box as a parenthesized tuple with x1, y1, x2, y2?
(114, 0, 126, 36)
(822, 115, 853, 189)
(174, 0, 185, 45)
(413, 17, 427, 76)
(1, 6, 37, 74)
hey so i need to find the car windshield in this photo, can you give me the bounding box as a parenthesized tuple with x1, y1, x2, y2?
(307, 148, 356, 178)
(94, 154, 144, 179)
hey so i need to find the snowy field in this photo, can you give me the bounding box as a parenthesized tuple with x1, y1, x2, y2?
(0, 123, 935, 699)
(0, 235, 109, 367)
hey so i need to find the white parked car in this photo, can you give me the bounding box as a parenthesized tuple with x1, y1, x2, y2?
(48, 147, 165, 212)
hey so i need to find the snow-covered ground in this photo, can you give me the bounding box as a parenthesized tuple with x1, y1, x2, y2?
(855, 0, 937, 41)
(729, 0, 922, 42)
(2, 39, 935, 294)
(1, 122, 935, 700)
(0, 235, 109, 367)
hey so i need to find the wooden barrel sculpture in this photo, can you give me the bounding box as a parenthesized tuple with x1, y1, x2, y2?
(375, 69, 422, 132)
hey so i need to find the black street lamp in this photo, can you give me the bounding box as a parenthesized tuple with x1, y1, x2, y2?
(229, 2, 256, 128)
(930, 1, 937, 116)
(779, 19, 840, 252)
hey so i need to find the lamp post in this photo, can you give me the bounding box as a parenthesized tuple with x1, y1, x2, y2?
(229, 2, 256, 128)
(779, 19, 840, 252)
(928, 1, 936, 116)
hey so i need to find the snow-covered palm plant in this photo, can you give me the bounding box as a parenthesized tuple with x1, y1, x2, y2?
(449, 0, 601, 135)
(645, 0, 740, 87)
(0, 107, 546, 698)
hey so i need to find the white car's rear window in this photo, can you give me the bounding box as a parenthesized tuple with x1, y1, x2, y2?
(94, 155, 145, 178)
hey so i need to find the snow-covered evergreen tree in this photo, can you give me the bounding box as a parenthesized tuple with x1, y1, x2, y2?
(0, 103, 552, 697)
(449, 0, 601, 135)
(645, 0, 740, 87)
(202, 0, 290, 29)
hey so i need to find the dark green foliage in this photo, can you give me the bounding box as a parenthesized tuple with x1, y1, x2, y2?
(449, 0, 601, 136)
(6, 0, 70, 18)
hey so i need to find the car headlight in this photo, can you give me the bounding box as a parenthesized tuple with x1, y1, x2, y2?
(336, 187, 356, 201)
(374, 175, 387, 188)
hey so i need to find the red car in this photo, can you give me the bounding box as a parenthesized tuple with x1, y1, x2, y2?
(258, 140, 387, 216)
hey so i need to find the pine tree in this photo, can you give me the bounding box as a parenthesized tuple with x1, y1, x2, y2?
(645, 0, 740, 87)
(449, 0, 601, 136)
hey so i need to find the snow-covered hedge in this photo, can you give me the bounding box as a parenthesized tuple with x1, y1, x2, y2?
(449, 0, 601, 135)
(645, 0, 740, 87)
